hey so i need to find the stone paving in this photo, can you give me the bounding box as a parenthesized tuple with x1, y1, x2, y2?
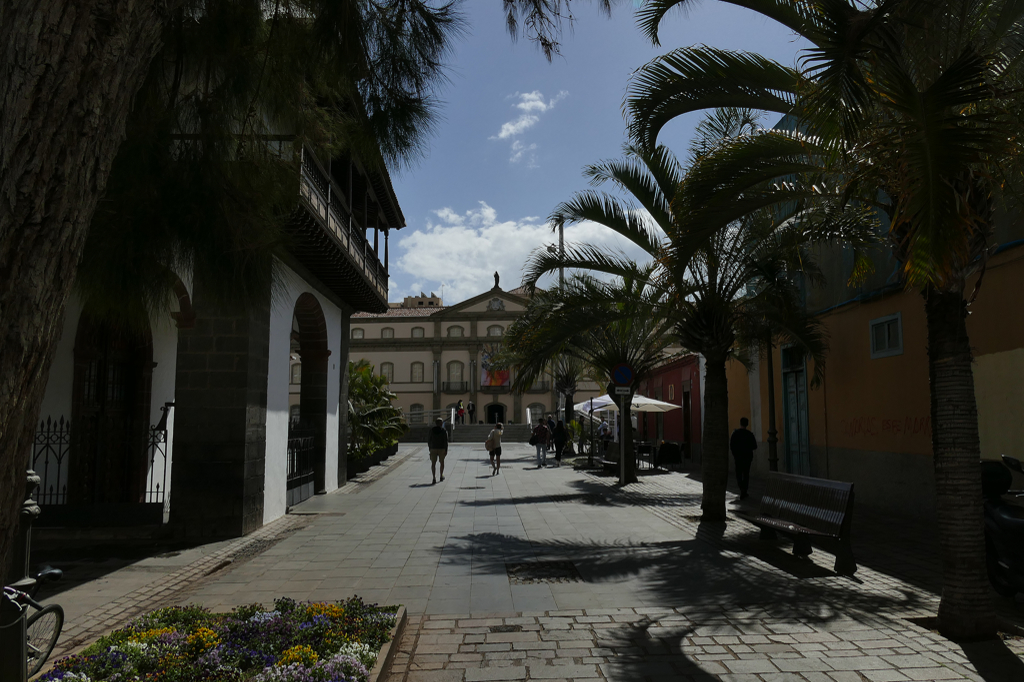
(42, 442, 1024, 680)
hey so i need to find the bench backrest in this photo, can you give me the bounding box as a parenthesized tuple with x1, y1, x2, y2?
(759, 472, 854, 537)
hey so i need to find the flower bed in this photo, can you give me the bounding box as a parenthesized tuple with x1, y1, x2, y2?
(42, 597, 399, 682)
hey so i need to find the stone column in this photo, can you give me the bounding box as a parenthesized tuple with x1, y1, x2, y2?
(170, 278, 271, 540)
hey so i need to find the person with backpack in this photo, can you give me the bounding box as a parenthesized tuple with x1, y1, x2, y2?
(486, 422, 504, 475)
(531, 420, 551, 468)
(428, 417, 449, 484)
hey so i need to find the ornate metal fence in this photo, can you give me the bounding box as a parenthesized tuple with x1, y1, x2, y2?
(32, 413, 170, 507)
(32, 417, 71, 505)
(145, 425, 169, 504)
(287, 422, 316, 506)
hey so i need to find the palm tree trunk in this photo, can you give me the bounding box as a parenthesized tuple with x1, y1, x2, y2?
(623, 394, 637, 484)
(702, 356, 730, 521)
(924, 287, 995, 639)
(0, 0, 176, 586)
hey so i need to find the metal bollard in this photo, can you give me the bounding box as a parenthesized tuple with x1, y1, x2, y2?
(0, 592, 27, 682)
(9, 471, 41, 593)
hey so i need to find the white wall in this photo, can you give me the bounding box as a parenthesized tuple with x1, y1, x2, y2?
(264, 260, 344, 523)
(150, 313, 179, 519)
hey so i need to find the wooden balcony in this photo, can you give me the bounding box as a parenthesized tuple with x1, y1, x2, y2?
(288, 146, 390, 313)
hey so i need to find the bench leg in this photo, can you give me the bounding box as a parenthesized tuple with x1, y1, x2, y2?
(759, 527, 778, 542)
(834, 546, 857, 576)
(792, 537, 813, 558)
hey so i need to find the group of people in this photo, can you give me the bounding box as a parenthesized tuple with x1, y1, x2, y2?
(455, 399, 475, 425)
(428, 410, 760, 500)
(530, 416, 568, 468)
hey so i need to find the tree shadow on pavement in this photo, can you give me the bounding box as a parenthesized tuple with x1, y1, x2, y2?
(961, 638, 1024, 682)
(456, 477, 702, 509)
(442, 531, 925, 624)
(440, 530, 936, 681)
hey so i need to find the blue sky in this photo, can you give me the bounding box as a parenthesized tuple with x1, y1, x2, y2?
(388, 1, 809, 304)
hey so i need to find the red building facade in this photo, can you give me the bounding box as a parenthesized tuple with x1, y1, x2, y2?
(637, 355, 703, 461)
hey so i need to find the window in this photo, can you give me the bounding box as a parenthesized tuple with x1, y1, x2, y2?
(447, 361, 464, 382)
(291, 364, 301, 384)
(289, 405, 301, 424)
(487, 325, 503, 337)
(380, 362, 394, 382)
(411, 327, 425, 338)
(351, 328, 364, 339)
(410, 404, 424, 424)
(870, 313, 903, 359)
(411, 361, 424, 383)
(447, 326, 463, 337)
(381, 327, 394, 339)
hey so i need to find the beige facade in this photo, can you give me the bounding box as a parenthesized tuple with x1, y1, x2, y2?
(351, 283, 600, 425)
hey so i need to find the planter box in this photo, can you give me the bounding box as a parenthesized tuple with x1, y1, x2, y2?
(368, 605, 407, 682)
(348, 443, 399, 479)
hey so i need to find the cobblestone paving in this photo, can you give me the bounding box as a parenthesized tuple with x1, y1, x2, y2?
(43, 443, 1024, 681)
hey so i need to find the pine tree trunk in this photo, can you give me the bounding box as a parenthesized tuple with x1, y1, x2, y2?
(924, 288, 996, 639)
(0, 0, 176, 585)
(701, 356, 730, 522)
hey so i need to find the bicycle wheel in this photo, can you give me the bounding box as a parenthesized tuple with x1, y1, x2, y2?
(26, 603, 64, 676)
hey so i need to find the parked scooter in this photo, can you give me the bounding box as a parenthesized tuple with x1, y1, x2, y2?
(981, 455, 1024, 598)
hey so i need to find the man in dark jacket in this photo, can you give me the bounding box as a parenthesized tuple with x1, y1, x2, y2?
(730, 417, 758, 499)
(428, 417, 449, 484)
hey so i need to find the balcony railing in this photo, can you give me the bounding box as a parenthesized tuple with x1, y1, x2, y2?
(526, 381, 551, 393)
(442, 381, 468, 394)
(297, 147, 388, 302)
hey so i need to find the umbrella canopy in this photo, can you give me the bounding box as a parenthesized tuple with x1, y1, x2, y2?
(574, 394, 681, 414)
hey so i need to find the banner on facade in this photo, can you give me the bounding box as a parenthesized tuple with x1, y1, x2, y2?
(480, 346, 510, 387)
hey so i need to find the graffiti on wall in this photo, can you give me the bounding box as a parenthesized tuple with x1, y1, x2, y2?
(839, 415, 931, 439)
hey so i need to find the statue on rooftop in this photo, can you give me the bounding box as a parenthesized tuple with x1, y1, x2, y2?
(493, 271, 500, 289)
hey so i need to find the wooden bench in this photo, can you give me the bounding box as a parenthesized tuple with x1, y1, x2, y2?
(738, 472, 857, 575)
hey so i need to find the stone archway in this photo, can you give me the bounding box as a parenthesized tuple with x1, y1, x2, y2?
(70, 311, 154, 508)
(485, 403, 506, 424)
(289, 293, 330, 505)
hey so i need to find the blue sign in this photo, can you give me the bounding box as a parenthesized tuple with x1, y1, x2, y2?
(611, 363, 634, 386)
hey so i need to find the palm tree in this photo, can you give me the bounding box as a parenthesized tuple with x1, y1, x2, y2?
(525, 111, 865, 519)
(502, 273, 675, 484)
(628, 0, 1024, 639)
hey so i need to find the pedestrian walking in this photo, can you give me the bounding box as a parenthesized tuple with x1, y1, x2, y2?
(553, 420, 568, 467)
(531, 420, 551, 467)
(547, 414, 556, 436)
(486, 422, 504, 475)
(467, 400, 475, 424)
(428, 417, 449, 484)
(730, 417, 758, 500)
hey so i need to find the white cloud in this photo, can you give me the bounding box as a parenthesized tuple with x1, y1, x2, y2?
(495, 114, 539, 140)
(393, 202, 655, 305)
(490, 90, 568, 165)
(509, 140, 538, 166)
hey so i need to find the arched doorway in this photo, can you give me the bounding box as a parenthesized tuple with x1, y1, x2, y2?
(70, 312, 154, 508)
(288, 293, 329, 506)
(485, 403, 505, 424)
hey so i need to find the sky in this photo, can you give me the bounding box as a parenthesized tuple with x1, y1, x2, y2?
(387, 1, 809, 304)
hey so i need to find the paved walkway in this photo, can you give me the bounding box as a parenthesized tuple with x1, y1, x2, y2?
(41, 443, 1024, 681)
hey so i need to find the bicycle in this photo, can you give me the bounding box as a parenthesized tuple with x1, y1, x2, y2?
(3, 567, 64, 676)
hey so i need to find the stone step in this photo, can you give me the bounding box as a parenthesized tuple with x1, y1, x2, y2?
(451, 424, 533, 443)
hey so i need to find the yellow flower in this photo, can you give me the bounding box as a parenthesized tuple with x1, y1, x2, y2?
(277, 644, 319, 667)
(186, 626, 219, 653)
(132, 627, 175, 643)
